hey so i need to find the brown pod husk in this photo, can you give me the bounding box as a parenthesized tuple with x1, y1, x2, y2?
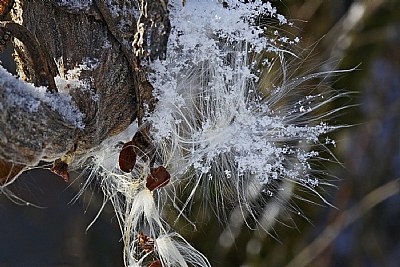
(146, 166, 170, 191)
(118, 140, 137, 173)
(50, 159, 70, 182)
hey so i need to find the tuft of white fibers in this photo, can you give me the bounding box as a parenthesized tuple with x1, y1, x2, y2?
(147, 0, 346, 227)
(155, 233, 211, 267)
(73, 122, 209, 266)
(71, 1, 350, 266)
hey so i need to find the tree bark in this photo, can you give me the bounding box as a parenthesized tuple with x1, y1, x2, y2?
(0, 0, 170, 182)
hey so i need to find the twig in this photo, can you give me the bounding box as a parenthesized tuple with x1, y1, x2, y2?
(285, 177, 400, 267)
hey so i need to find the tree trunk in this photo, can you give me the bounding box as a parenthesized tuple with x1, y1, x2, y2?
(0, 0, 170, 182)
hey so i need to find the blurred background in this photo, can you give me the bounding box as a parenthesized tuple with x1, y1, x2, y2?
(1, 1, 399, 266)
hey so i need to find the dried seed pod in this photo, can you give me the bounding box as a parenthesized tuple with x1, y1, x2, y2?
(149, 260, 162, 267)
(138, 232, 155, 254)
(118, 140, 137, 173)
(146, 166, 170, 191)
(50, 159, 70, 182)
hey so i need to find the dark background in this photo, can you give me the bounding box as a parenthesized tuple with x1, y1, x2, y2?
(1, 1, 400, 266)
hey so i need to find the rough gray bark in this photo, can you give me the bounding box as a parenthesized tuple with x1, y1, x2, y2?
(0, 0, 170, 182)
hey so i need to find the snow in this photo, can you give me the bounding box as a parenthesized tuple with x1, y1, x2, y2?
(0, 65, 85, 129)
(54, 0, 93, 11)
(54, 58, 100, 102)
(146, 0, 334, 190)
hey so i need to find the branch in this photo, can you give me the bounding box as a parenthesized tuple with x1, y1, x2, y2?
(285, 178, 400, 267)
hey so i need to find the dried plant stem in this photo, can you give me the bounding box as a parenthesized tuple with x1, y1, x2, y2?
(286, 177, 400, 267)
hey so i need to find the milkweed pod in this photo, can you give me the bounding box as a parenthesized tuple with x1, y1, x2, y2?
(146, 166, 170, 191)
(118, 140, 137, 173)
(148, 260, 162, 267)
